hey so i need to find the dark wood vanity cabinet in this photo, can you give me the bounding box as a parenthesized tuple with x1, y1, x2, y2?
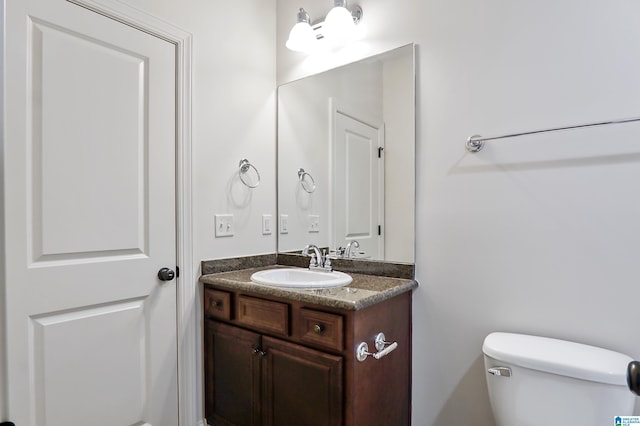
(261, 336, 343, 426)
(205, 321, 342, 426)
(203, 285, 411, 426)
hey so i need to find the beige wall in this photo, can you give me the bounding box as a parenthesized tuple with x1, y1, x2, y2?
(277, 0, 640, 424)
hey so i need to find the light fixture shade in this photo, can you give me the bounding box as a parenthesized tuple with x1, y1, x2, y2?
(322, 6, 356, 46)
(286, 8, 317, 53)
(286, 21, 316, 52)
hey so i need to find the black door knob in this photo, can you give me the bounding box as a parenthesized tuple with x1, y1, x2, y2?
(628, 361, 640, 395)
(158, 267, 176, 281)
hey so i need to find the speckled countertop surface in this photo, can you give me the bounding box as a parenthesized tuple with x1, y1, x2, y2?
(199, 265, 418, 311)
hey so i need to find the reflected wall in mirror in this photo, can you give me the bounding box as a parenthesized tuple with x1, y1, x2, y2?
(278, 44, 415, 263)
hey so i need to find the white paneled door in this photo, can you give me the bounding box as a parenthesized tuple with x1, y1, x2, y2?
(332, 111, 384, 260)
(4, 0, 179, 425)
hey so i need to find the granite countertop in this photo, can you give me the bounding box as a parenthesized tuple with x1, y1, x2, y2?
(199, 265, 418, 311)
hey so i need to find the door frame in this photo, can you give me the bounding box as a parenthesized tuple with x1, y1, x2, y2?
(1, 0, 196, 424)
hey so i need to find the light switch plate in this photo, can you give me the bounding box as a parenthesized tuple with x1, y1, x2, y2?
(308, 215, 319, 233)
(279, 214, 288, 234)
(262, 214, 272, 235)
(215, 214, 234, 237)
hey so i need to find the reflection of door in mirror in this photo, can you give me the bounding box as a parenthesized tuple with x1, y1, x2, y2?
(277, 44, 415, 263)
(332, 109, 384, 260)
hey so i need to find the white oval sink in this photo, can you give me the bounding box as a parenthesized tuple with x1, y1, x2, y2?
(250, 268, 352, 288)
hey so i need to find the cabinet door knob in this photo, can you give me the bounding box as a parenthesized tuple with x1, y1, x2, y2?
(211, 299, 221, 308)
(252, 347, 267, 357)
(313, 323, 324, 334)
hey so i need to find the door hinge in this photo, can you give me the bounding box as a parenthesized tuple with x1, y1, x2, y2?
(378, 147, 384, 158)
(378, 225, 382, 236)
(176, 266, 180, 278)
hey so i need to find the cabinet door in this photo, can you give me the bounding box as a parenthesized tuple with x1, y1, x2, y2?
(205, 321, 261, 426)
(261, 336, 343, 426)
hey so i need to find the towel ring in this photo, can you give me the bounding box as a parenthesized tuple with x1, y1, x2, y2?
(239, 158, 260, 188)
(297, 168, 316, 193)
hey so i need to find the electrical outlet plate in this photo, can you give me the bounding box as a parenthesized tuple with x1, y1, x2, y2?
(279, 214, 288, 234)
(308, 215, 319, 233)
(215, 214, 234, 237)
(262, 214, 272, 235)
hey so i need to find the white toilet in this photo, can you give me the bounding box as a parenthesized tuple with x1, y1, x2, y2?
(483, 332, 636, 425)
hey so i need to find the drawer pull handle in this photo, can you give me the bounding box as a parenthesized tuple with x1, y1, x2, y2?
(313, 323, 324, 334)
(211, 299, 221, 308)
(356, 332, 398, 362)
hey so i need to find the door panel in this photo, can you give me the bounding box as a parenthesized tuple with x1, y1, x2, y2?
(32, 19, 148, 261)
(345, 131, 374, 236)
(32, 300, 147, 426)
(205, 321, 261, 426)
(261, 337, 343, 426)
(4, 0, 178, 424)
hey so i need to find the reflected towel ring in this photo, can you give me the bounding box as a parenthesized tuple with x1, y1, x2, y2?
(239, 158, 260, 188)
(297, 168, 316, 193)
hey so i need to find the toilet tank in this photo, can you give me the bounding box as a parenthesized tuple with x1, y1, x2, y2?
(483, 332, 636, 426)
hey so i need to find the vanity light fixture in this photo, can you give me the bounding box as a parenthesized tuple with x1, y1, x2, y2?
(285, 0, 363, 54)
(285, 8, 316, 53)
(323, 0, 360, 47)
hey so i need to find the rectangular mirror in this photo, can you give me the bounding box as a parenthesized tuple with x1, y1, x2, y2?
(277, 44, 415, 263)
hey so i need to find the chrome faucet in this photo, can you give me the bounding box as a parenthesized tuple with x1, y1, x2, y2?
(302, 244, 332, 272)
(344, 240, 360, 258)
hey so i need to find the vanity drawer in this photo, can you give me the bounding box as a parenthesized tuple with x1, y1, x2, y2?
(204, 289, 232, 320)
(299, 308, 344, 351)
(236, 295, 289, 337)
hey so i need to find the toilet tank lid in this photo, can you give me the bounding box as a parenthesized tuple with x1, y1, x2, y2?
(482, 332, 633, 386)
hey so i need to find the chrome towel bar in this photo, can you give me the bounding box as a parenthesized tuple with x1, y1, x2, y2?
(466, 115, 640, 153)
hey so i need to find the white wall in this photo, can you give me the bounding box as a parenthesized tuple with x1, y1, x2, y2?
(277, 72, 334, 253)
(4, 0, 637, 423)
(120, 0, 277, 266)
(278, 0, 640, 424)
(115, 0, 276, 423)
(383, 51, 415, 262)
(0, 1, 5, 421)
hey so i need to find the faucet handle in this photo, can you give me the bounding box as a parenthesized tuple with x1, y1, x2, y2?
(324, 255, 332, 271)
(308, 253, 318, 268)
